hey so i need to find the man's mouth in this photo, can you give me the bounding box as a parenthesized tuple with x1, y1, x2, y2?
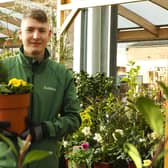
(31, 43, 41, 47)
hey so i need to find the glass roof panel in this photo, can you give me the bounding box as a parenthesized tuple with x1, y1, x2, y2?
(0, 7, 22, 19)
(118, 15, 139, 29)
(122, 1, 168, 26)
(0, 20, 18, 31)
(0, 0, 13, 2)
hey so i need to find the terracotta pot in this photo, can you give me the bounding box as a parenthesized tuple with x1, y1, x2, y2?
(68, 160, 86, 168)
(0, 93, 31, 134)
(93, 162, 111, 168)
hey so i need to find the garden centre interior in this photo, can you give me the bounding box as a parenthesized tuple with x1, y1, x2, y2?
(0, 0, 168, 167)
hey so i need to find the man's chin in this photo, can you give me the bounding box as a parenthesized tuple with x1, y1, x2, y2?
(29, 49, 44, 56)
(31, 50, 41, 55)
(24, 47, 44, 57)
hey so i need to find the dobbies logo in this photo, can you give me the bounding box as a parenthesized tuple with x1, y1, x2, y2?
(43, 85, 56, 91)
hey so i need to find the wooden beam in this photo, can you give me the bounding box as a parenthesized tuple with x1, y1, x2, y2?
(0, 1, 14, 7)
(0, 12, 21, 27)
(118, 5, 158, 36)
(58, 8, 80, 37)
(165, 98, 168, 168)
(58, 0, 143, 11)
(57, 0, 66, 28)
(118, 27, 168, 42)
(150, 0, 168, 10)
(40, 1, 56, 8)
(0, 38, 21, 48)
(0, 27, 15, 37)
(14, 0, 49, 11)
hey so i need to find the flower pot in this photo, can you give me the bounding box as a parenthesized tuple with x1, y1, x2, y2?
(68, 160, 86, 168)
(93, 162, 111, 168)
(0, 93, 31, 134)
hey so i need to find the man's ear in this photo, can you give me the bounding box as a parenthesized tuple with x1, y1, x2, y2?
(48, 29, 52, 41)
(17, 29, 22, 40)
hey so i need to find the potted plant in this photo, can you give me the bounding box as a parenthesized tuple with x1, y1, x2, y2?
(65, 142, 94, 168)
(64, 71, 118, 167)
(0, 77, 33, 134)
(0, 60, 52, 168)
(63, 105, 94, 168)
(0, 60, 33, 134)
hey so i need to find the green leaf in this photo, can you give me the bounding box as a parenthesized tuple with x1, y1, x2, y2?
(124, 143, 142, 168)
(136, 97, 164, 136)
(0, 142, 17, 167)
(0, 133, 18, 156)
(22, 150, 53, 167)
(0, 159, 16, 167)
(0, 84, 11, 93)
(0, 142, 13, 158)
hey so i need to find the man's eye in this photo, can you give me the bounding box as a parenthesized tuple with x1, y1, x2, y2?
(25, 29, 33, 32)
(39, 29, 46, 33)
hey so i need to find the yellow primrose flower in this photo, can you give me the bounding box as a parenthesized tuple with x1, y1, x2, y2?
(4, 78, 33, 94)
(20, 79, 27, 87)
(143, 159, 152, 167)
(8, 78, 21, 87)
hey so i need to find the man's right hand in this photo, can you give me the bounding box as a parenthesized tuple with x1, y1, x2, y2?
(0, 121, 10, 129)
(0, 121, 17, 139)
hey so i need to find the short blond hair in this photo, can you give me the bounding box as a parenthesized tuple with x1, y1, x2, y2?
(22, 9, 48, 23)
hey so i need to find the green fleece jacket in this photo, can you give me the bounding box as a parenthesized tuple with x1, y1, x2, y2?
(2, 47, 81, 168)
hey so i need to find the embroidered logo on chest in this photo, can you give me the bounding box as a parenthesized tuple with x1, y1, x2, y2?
(43, 85, 56, 91)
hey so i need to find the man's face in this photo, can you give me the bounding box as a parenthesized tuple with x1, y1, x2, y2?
(18, 18, 51, 60)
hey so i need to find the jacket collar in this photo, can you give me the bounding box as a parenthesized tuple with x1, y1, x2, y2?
(19, 46, 50, 65)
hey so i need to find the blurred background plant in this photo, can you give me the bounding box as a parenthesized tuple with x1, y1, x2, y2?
(124, 80, 166, 168)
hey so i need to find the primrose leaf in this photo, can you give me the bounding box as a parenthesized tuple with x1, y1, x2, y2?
(136, 97, 164, 136)
(124, 142, 142, 168)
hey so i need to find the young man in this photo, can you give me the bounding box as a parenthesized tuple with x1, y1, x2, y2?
(2, 9, 81, 168)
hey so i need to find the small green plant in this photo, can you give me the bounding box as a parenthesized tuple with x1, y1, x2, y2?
(65, 142, 94, 168)
(0, 60, 33, 95)
(0, 78, 33, 95)
(121, 60, 141, 98)
(73, 71, 115, 108)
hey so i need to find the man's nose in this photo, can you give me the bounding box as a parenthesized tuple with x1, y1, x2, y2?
(33, 30, 40, 39)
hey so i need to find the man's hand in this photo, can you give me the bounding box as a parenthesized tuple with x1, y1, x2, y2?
(0, 121, 17, 139)
(0, 121, 10, 129)
(20, 123, 48, 142)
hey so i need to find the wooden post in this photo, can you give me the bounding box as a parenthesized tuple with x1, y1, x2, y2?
(164, 101, 168, 167)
